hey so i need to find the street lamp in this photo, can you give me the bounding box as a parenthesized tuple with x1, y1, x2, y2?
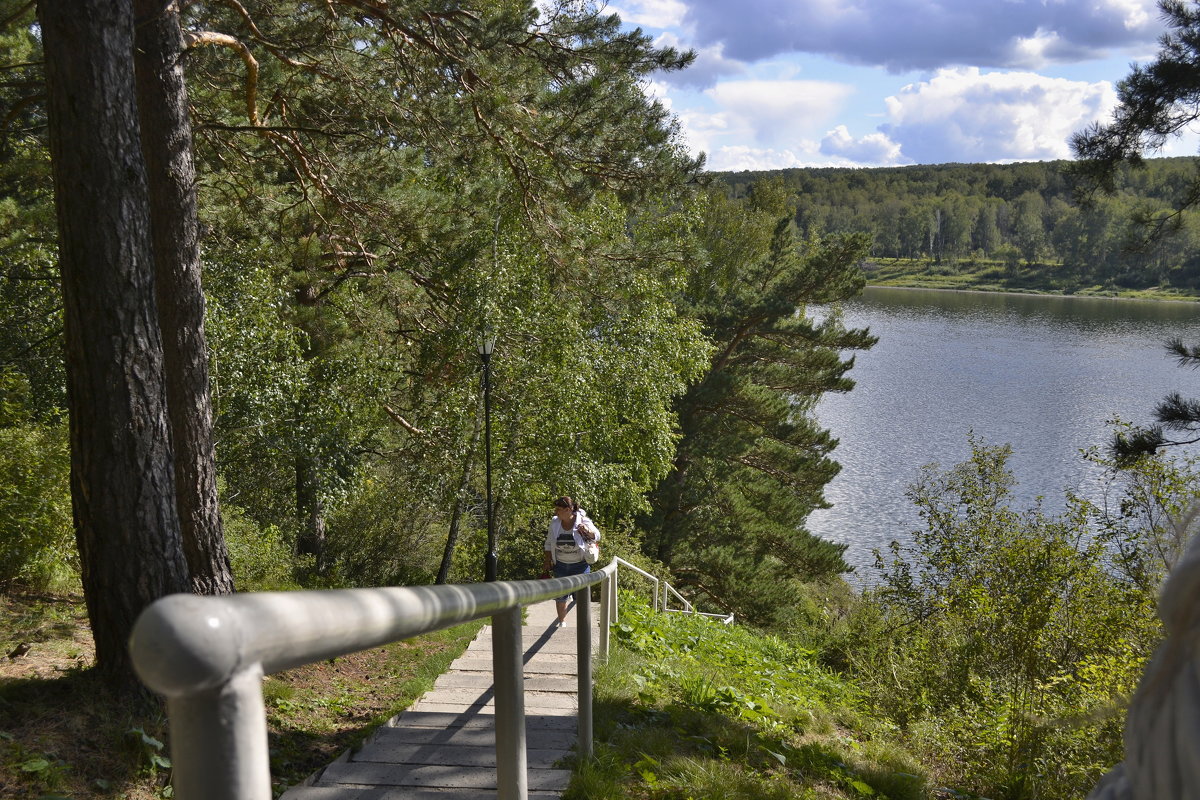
(478, 327, 497, 582)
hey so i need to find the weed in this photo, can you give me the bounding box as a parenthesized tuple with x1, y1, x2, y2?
(125, 727, 171, 776)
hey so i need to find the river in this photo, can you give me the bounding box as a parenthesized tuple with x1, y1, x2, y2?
(808, 286, 1200, 582)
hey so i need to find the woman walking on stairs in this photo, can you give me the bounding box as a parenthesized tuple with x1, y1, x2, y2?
(543, 496, 600, 627)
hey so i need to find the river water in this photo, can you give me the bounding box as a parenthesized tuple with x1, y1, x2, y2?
(808, 286, 1200, 581)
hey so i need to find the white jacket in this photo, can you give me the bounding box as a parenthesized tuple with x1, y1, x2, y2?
(545, 511, 601, 564)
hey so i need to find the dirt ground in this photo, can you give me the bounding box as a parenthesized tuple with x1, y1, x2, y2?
(0, 592, 478, 799)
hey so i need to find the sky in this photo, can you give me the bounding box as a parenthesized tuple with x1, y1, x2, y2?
(608, 0, 1200, 172)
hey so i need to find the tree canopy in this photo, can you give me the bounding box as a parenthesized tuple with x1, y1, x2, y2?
(4, 0, 877, 688)
(640, 179, 875, 627)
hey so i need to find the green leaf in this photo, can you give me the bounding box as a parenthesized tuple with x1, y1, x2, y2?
(849, 778, 876, 796)
(762, 748, 787, 766)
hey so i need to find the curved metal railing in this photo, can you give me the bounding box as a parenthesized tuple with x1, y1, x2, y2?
(129, 555, 731, 800)
(130, 562, 618, 800)
(610, 556, 734, 624)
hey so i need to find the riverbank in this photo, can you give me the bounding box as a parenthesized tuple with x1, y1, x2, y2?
(862, 258, 1200, 302)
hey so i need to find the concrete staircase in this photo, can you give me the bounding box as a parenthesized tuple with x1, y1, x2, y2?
(281, 599, 596, 799)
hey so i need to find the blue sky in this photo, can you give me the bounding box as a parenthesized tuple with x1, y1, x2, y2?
(609, 0, 1200, 171)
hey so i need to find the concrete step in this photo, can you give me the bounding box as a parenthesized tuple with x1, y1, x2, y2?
(411, 689, 577, 711)
(464, 638, 593, 656)
(363, 724, 572, 751)
(317, 761, 572, 791)
(284, 789, 560, 800)
(351, 742, 565, 769)
(406, 701, 575, 717)
(388, 710, 575, 731)
(432, 672, 577, 693)
(448, 654, 579, 674)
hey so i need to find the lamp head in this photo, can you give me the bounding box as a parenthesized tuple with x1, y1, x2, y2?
(477, 327, 496, 357)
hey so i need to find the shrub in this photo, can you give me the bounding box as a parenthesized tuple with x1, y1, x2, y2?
(0, 422, 76, 591)
(222, 503, 308, 591)
(851, 436, 1160, 799)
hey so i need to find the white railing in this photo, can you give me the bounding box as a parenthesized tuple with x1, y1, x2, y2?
(130, 562, 619, 800)
(610, 556, 734, 624)
(128, 557, 724, 800)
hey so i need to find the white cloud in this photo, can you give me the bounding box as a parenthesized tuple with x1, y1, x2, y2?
(705, 145, 814, 172)
(879, 67, 1117, 163)
(705, 79, 854, 145)
(672, 106, 737, 158)
(1006, 28, 1083, 69)
(653, 33, 748, 88)
(820, 125, 905, 165)
(679, 0, 1162, 71)
(606, 0, 688, 29)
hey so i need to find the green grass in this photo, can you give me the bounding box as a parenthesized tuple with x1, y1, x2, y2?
(862, 257, 1200, 301)
(564, 593, 932, 800)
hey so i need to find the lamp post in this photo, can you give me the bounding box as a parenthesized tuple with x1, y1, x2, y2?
(478, 328, 497, 582)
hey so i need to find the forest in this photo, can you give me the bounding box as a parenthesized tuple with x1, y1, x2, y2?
(5, 2, 1200, 798)
(1, 0, 872, 675)
(724, 157, 1200, 291)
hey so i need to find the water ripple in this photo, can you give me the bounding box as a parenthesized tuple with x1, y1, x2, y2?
(809, 287, 1200, 584)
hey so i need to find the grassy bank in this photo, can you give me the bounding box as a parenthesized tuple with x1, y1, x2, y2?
(864, 257, 1200, 301)
(568, 592, 930, 800)
(3, 578, 1135, 799)
(0, 591, 482, 799)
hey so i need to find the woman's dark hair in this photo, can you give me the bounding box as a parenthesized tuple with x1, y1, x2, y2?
(553, 496, 578, 511)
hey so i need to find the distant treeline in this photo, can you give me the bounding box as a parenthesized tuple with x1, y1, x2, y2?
(718, 158, 1200, 290)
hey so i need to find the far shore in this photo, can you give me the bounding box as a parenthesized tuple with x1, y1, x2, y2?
(861, 259, 1200, 303)
(864, 281, 1200, 304)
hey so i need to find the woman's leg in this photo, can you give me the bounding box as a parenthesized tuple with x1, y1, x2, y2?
(552, 562, 588, 626)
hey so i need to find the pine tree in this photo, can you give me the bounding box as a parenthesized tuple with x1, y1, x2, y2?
(641, 181, 875, 627)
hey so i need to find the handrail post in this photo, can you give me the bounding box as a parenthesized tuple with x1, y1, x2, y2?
(492, 606, 527, 800)
(599, 570, 611, 661)
(575, 587, 593, 760)
(613, 566, 620, 624)
(170, 664, 270, 800)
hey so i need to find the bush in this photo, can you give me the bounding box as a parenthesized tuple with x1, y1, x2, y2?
(222, 503, 308, 591)
(846, 437, 1161, 799)
(0, 422, 76, 591)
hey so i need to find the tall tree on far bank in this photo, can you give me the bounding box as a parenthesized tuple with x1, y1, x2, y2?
(641, 181, 876, 626)
(1071, 0, 1200, 460)
(39, 0, 193, 688)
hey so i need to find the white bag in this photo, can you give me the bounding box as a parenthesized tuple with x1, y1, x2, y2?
(579, 520, 600, 564)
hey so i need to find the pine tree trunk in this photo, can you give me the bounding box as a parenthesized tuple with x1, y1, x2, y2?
(133, 0, 234, 595)
(296, 455, 326, 571)
(437, 414, 482, 584)
(39, 0, 191, 688)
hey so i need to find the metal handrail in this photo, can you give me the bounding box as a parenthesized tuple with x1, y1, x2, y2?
(130, 562, 618, 800)
(128, 556, 728, 800)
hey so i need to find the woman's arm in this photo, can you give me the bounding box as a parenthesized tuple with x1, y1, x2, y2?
(544, 519, 556, 569)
